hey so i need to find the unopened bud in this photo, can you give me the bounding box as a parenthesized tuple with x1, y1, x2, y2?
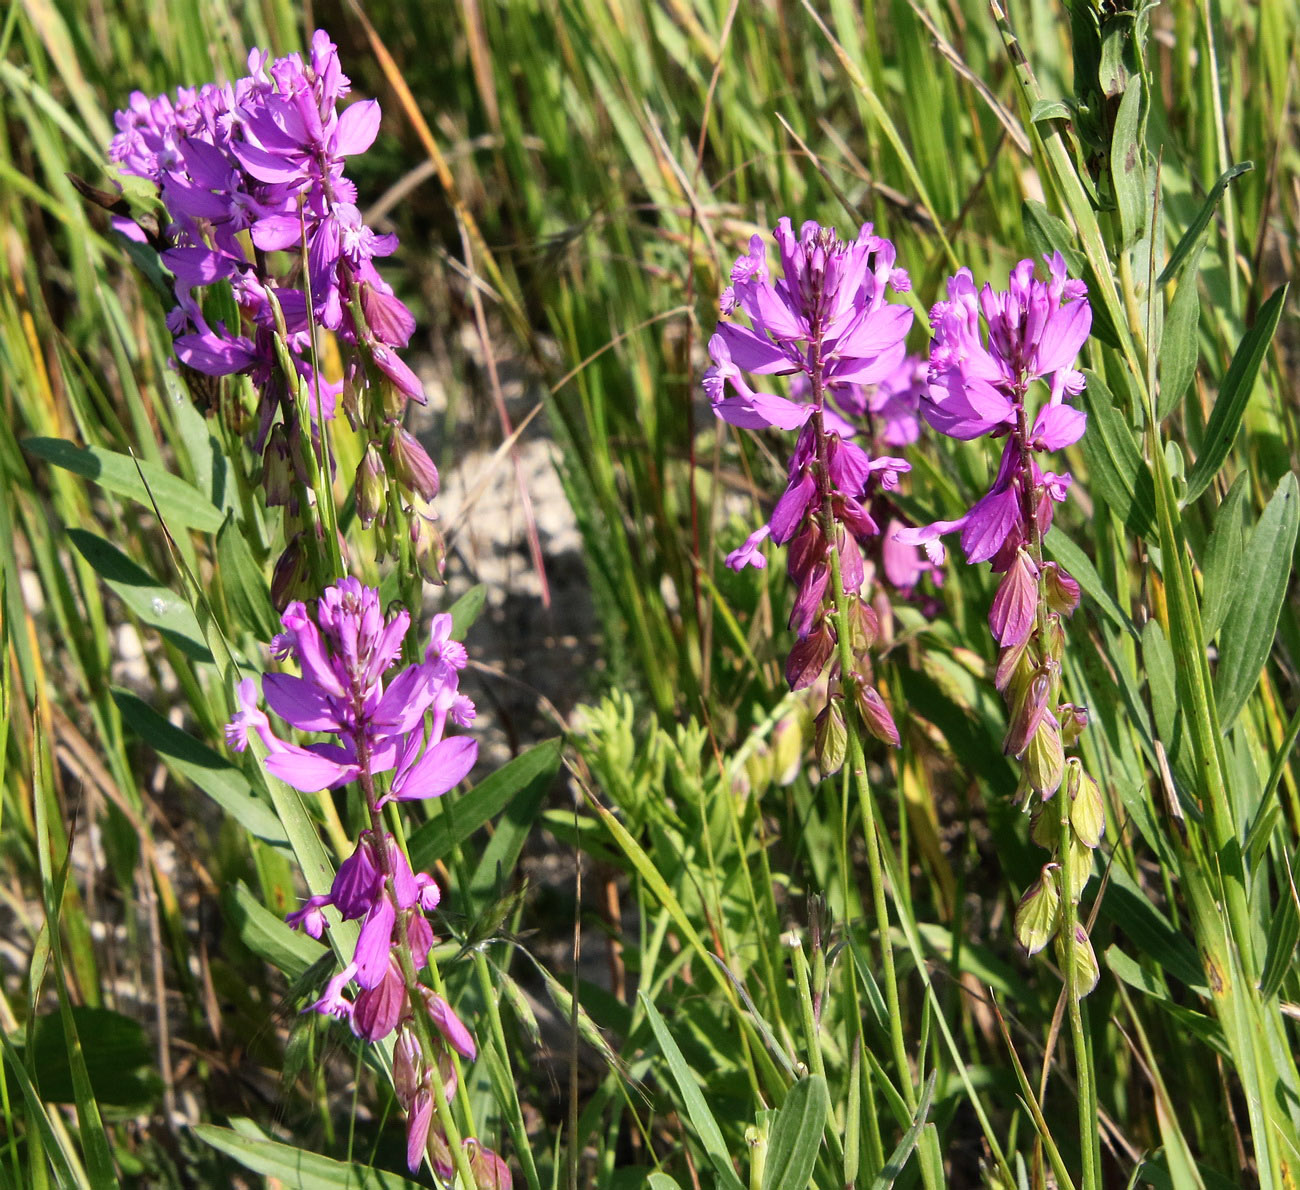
(1059, 703, 1089, 746)
(853, 677, 900, 749)
(465, 1140, 513, 1190)
(270, 536, 308, 610)
(1043, 562, 1081, 616)
(1055, 922, 1100, 997)
(410, 510, 447, 585)
(1014, 865, 1061, 954)
(1025, 715, 1064, 797)
(392, 427, 440, 500)
(785, 622, 834, 690)
(814, 698, 847, 776)
(393, 1027, 422, 1106)
(847, 597, 879, 654)
(355, 442, 387, 529)
(262, 425, 294, 507)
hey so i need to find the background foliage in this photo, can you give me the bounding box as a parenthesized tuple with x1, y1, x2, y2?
(2, 0, 1299, 1186)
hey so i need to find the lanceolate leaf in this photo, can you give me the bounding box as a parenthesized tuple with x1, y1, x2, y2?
(1158, 161, 1254, 285)
(1199, 471, 1250, 640)
(194, 1124, 422, 1188)
(1080, 371, 1157, 539)
(761, 1075, 829, 1190)
(1183, 285, 1288, 503)
(1215, 472, 1300, 730)
(22, 436, 224, 532)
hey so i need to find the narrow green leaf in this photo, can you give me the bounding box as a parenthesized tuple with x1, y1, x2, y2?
(22, 437, 223, 532)
(25, 1008, 160, 1109)
(1079, 372, 1157, 538)
(223, 883, 323, 982)
(1158, 161, 1254, 285)
(761, 1076, 829, 1190)
(194, 1124, 422, 1188)
(448, 583, 487, 638)
(112, 689, 287, 843)
(1215, 472, 1300, 729)
(1157, 239, 1205, 421)
(216, 515, 277, 640)
(638, 992, 747, 1190)
(1200, 472, 1250, 640)
(1142, 618, 1179, 752)
(1109, 77, 1146, 248)
(69, 530, 213, 663)
(1183, 285, 1288, 503)
(870, 1071, 936, 1190)
(1258, 856, 1300, 1001)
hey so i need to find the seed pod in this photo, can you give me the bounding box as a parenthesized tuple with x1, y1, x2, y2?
(1005, 669, 1051, 757)
(410, 510, 447, 585)
(847, 597, 879, 654)
(995, 634, 1032, 693)
(1025, 715, 1064, 797)
(1030, 800, 1061, 850)
(1014, 865, 1061, 955)
(270, 535, 308, 610)
(1060, 702, 1089, 747)
(1067, 759, 1106, 848)
(1064, 829, 1094, 900)
(814, 698, 847, 776)
(1055, 922, 1100, 997)
(744, 742, 773, 796)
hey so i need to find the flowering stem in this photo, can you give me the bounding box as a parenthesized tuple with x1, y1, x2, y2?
(354, 742, 478, 1189)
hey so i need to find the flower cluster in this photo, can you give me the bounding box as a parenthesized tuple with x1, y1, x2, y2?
(110, 33, 445, 593)
(895, 254, 1103, 990)
(707, 220, 915, 747)
(227, 578, 506, 1173)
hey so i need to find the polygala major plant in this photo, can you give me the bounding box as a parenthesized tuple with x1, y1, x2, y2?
(227, 578, 506, 1181)
(109, 31, 446, 597)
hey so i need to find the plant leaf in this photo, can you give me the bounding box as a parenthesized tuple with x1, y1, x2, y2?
(1215, 472, 1300, 730)
(761, 1075, 829, 1190)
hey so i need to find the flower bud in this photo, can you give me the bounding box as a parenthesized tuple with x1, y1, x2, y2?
(270, 536, 308, 610)
(814, 698, 847, 776)
(1043, 562, 1080, 616)
(394, 1027, 422, 1105)
(847, 597, 879, 654)
(262, 424, 294, 507)
(1013, 865, 1061, 955)
(1055, 922, 1100, 997)
(1065, 758, 1106, 848)
(355, 442, 387, 529)
(1024, 715, 1064, 797)
(853, 677, 900, 749)
(788, 560, 829, 638)
(392, 427, 440, 500)
(1060, 703, 1089, 747)
(785, 622, 834, 690)
(466, 1139, 513, 1190)
(410, 510, 447, 585)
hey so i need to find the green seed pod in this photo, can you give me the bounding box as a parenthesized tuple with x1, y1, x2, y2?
(1069, 763, 1106, 849)
(1014, 865, 1062, 955)
(770, 713, 806, 788)
(1064, 829, 1094, 901)
(354, 441, 387, 529)
(814, 698, 847, 777)
(1055, 923, 1100, 997)
(1025, 716, 1064, 797)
